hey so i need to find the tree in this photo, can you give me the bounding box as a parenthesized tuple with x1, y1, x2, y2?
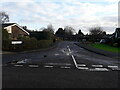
(78, 29, 84, 36)
(30, 31, 51, 40)
(44, 24, 54, 34)
(22, 26, 27, 30)
(55, 28, 65, 35)
(64, 26, 75, 35)
(89, 26, 106, 42)
(0, 12, 9, 23)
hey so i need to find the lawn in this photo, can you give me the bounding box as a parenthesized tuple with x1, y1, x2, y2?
(89, 43, 120, 53)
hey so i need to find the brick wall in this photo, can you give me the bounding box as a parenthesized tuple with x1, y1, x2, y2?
(11, 25, 29, 40)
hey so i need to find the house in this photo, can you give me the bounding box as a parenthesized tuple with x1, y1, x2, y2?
(1, 23, 30, 40)
(114, 28, 120, 39)
(106, 28, 120, 39)
(100, 28, 120, 44)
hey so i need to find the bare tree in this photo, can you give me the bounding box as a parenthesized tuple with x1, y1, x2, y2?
(64, 26, 75, 35)
(0, 12, 9, 23)
(89, 27, 106, 36)
(41, 24, 54, 34)
(89, 26, 106, 42)
(47, 24, 54, 34)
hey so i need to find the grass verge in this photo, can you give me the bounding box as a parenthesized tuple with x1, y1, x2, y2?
(89, 43, 120, 53)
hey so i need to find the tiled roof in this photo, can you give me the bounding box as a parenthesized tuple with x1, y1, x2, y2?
(0, 23, 16, 28)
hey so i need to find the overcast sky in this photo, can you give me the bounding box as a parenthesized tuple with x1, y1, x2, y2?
(0, 0, 119, 34)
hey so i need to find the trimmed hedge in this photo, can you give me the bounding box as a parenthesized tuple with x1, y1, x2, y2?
(2, 38, 54, 52)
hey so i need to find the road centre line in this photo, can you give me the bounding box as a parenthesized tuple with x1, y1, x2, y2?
(71, 55, 78, 68)
(67, 46, 78, 68)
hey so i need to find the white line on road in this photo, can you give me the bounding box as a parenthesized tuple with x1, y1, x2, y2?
(45, 63, 71, 66)
(54, 54, 59, 56)
(89, 68, 109, 71)
(108, 65, 118, 68)
(77, 67, 89, 70)
(44, 65, 53, 68)
(77, 64, 86, 67)
(108, 65, 120, 70)
(28, 65, 39, 68)
(14, 65, 23, 67)
(60, 66, 71, 69)
(71, 55, 78, 68)
(92, 65, 103, 67)
(68, 46, 80, 68)
(68, 46, 109, 71)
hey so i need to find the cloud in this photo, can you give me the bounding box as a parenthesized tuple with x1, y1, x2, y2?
(0, 0, 34, 2)
(0, 0, 118, 34)
(104, 0, 119, 3)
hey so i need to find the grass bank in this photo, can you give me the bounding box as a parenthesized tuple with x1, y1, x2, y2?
(89, 43, 120, 53)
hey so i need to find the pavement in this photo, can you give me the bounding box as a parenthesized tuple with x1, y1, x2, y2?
(2, 41, 120, 88)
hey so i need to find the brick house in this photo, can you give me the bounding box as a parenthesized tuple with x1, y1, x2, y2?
(2, 23, 30, 40)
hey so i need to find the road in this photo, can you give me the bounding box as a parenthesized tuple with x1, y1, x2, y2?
(2, 41, 120, 88)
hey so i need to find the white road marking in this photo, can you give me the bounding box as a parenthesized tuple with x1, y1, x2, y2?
(66, 53, 70, 55)
(68, 46, 84, 69)
(108, 65, 118, 68)
(28, 65, 39, 68)
(108, 65, 120, 70)
(89, 68, 109, 71)
(60, 66, 71, 69)
(77, 67, 89, 70)
(71, 55, 78, 68)
(17, 59, 27, 64)
(45, 63, 71, 66)
(14, 65, 23, 67)
(44, 65, 53, 68)
(77, 64, 86, 67)
(92, 65, 103, 67)
(68, 48, 71, 52)
(66, 46, 110, 71)
(54, 54, 59, 56)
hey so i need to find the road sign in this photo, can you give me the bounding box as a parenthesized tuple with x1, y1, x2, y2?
(12, 41, 23, 44)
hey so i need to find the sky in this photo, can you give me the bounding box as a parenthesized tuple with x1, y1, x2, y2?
(0, 0, 119, 34)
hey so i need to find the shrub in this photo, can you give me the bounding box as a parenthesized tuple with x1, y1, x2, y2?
(113, 43, 118, 47)
(2, 40, 11, 51)
(37, 40, 53, 48)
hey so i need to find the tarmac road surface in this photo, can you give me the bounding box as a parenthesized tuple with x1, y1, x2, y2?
(2, 41, 120, 88)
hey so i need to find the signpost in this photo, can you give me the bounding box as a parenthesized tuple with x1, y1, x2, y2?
(11, 41, 23, 49)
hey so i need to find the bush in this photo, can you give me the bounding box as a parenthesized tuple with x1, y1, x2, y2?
(2, 40, 11, 51)
(2, 37, 54, 51)
(113, 43, 118, 47)
(37, 40, 53, 48)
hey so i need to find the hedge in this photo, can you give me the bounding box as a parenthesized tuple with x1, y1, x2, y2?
(2, 38, 54, 52)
